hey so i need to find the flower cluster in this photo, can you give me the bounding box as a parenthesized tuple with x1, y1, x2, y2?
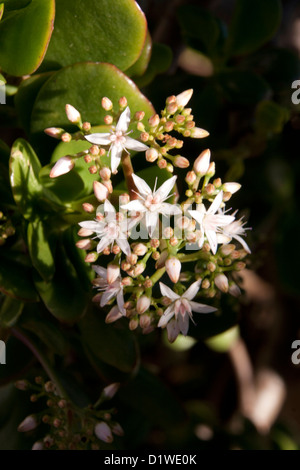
(15, 378, 123, 450)
(46, 90, 251, 342)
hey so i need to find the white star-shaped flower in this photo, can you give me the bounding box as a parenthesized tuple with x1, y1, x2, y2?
(217, 212, 251, 253)
(188, 191, 235, 254)
(79, 200, 131, 256)
(121, 174, 182, 237)
(84, 106, 149, 173)
(93, 265, 125, 314)
(158, 280, 217, 341)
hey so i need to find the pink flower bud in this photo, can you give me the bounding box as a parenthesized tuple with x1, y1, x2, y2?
(139, 314, 151, 328)
(118, 96, 128, 108)
(133, 243, 148, 256)
(214, 274, 229, 293)
(103, 180, 113, 193)
(50, 156, 74, 178)
(174, 156, 190, 168)
(94, 422, 113, 443)
(100, 167, 111, 181)
(185, 171, 196, 184)
(111, 423, 124, 436)
(222, 182, 241, 194)
(103, 382, 120, 399)
(193, 149, 210, 175)
(190, 127, 209, 138)
(18, 415, 38, 433)
(136, 295, 151, 314)
(93, 180, 109, 202)
(165, 257, 181, 283)
(78, 227, 94, 237)
(107, 264, 120, 283)
(105, 306, 123, 323)
(76, 239, 92, 250)
(44, 127, 64, 139)
(65, 104, 81, 124)
(148, 114, 160, 127)
(207, 162, 215, 177)
(101, 97, 113, 111)
(229, 283, 241, 297)
(146, 148, 158, 162)
(175, 89, 193, 108)
(32, 441, 44, 450)
(82, 203, 95, 213)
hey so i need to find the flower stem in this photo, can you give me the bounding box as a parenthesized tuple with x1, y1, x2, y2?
(121, 151, 138, 200)
(150, 267, 166, 286)
(178, 251, 211, 263)
(11, 327, 69, 400)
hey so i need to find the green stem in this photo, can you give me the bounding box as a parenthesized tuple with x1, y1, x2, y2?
(150, 267, 166, 286)
(11, 327, 69, 400)
(178, 251, 211, 263)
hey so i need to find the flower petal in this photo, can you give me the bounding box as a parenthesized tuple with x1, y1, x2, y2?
(183, 279, 202, 300)
(93, 265, 107, 279)
(233, 234, 251, 254)
(157, 305, 175, 327)
(205, 229, 218, 254)
(167, 319, 180, 343)
(96, 237, 111, 253)
(207, 191, 223, 215)
(84, 133, 111, 145)
(110, 144, 122, 173)
(132, 174, 152, 198)
(78, 220, 102, 232)
(159, 202, 182, 216)
(100, 287, 118, 307)
(116, 106, 131, 133)
(155, 175, 177, 201)
(159, 282, 179, 301)
(104, 199, 116, 219)
(189, 210, 204, 226)
(121, 200, 146, 213)
(146, 211, 159, 237)
(124, 136, 149, 152)
(189, 300, 217, 314)
(116, 238, 131, 256)
(116, 290, 126, 314)
(177, 312, 190, 336)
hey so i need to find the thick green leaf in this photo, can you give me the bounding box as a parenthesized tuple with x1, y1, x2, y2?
(254, 101, 290, 136)
(226, 0, 282, 56)
(118, 368, 185, 428)
(79, 308, 139, 374)
(177, 4, 221, 56)
(20, 309, 68, 356)
(126, 31, 152, 77)
(218, 69, 270, 105)
(134, 43, 172, 88)
(14, 73, 52, 135)
(27, 219, 55, 281)
(30, 62, 155, 161)
(9, 139, 43, 220)
(0, 0, 55, 76)
(33, 240, 90, 322)
(0, 296, 23, 328)
(0, 255, 39, 301)
(40, 0, 147, 72)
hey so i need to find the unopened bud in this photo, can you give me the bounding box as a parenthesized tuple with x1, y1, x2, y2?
(139, 314, 151, 328)
(82, 121, 91, 132)
(101, 97, 113, 111)
(85, 252, 98, 263)
(44, 127, 64, 139)
(135, 111, 145, 121)
(185, 171, 196, 184)
(103, 180, 113, 193)
(150, 239, 160, 249)
(18, 415, 38, 433)
(174, 156, 189, 168)
(94, 422, 113, 443)
(15, 380, 29, 391)
(229, 283, 241, 297)
(207, 261, 216, 272)
(148, 114, 160, 127)
(146, 148, 158, 162)
(129, 318, 139, 330)
(207, 162, 215, 177)
(166, 102, 178, 114)
(76, 239, 92, 250)
(89, 165, 98, 174)
(93, 180, 109, 201)
(176, 89, 193, 108)
(32, 441, 44, 450)
(103, 382, 120, 399)
(214, 273, 229, 293)
(136, 295, 151, 314)
(205, 183, 215, 195)
(133, 243, 148, 256)
(112, 245, 121, 255)
(190, 127, 210, 138)
(65, 104, 81, 124)
(104, 115, 113, 125)
(105, 306, 123, 323)
(165, 257, 181, 283)
(78, 229, 93, 240)
(202, 279, 210, 289)
(222, 182, 241, 194)
(82, 203, 94, 213)
(50, 156, 74, 178)
(140, 132, 149, 142)
(61, 132, 72, 142)
(158, 159, 167, 169)
(119, 193, 130, 205)
(220, 244, 235, 256)
(111, 423, 124, 436)
(134, 263, 145, 276)
(100, 167, 111, 181)
(193, 149, 210, 175)
(118, 96, 127, 108)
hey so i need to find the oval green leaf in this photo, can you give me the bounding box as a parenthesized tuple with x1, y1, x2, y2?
(27, 219, 55, 281)
(40, 0, 147, 72)
(0, 0, 55, 76)
(30, 62, 155, 160)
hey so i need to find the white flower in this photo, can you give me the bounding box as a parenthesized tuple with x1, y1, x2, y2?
(121, 174, 182, 237)
(84, 106, 149, 173)
(158, 280, 217, 341)
(78, 200, 131, 256)
(50, 156, 74, 178)
(93, 265, 125, 314)
(217, 213, 251, 253)
(94, 421, 113, 443)
(189, 191, 235, 254)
